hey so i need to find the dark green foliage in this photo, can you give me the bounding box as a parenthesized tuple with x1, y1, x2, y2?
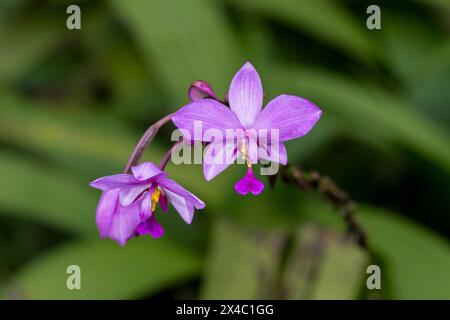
(0, 0, 448, 299)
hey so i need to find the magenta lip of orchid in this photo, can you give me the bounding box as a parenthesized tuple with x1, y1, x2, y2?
(90, 162, 205, 246)
(172, 61, 322, 195)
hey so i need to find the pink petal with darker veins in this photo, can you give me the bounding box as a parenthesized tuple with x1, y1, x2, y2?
(90, 174, 139, 191)
(253, 94, 322, 142)
(171, 99, 242, 143)
(95, 188, 141, 246)
(131, 162, 165, 181)
(119, 184, 149, 207)
(228, 62, 263, 128)
(157, 176, 206, 210)
(258, 140, 288, 165)
(158, 176, 206, 224)
(203, 140, 238, 181)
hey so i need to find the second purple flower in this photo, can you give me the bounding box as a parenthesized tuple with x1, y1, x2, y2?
(90, 162, 205, 246)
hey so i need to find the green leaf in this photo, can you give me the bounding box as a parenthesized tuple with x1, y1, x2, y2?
(282, 225, 368, 299)
(413, 0, 450, 12)
(79, 9, 164, 120)
(299, 201, 450, 299)
(110, 0, 242, 104)
(268, 65, 450, 173)
(377, 14, 450, 121)
(0, 152, 97, 235)
(3, 237, 201, 299)
(227, 0, 373, 61)
(0, 0, 27, 27)
(359, 207, 450, 300)
(0, 15, 60, 84)
(201, 220, 368, 299)
(0, 96, 136, 169)
(378, 12, 450, 84)
(201, 219, 286, 299)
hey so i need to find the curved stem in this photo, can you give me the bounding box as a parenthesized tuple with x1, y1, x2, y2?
(124, 113, 174, 173)
(159, 139, 183, 170)
(275, 165, 368, 249)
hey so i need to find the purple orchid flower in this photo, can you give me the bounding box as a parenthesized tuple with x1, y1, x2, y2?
(172, 62, 322, 195)
(90, 162, 205, 246)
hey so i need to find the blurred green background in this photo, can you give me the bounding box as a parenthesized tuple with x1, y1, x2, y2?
(0, 0, 449, 300)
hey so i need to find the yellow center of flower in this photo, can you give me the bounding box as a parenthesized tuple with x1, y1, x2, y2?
(240, 142, 252, 168)
(151, 187, 162, 212)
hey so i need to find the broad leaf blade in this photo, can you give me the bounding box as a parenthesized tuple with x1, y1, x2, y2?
(282, 225, 368, 299)
(110, 0, 241, 104)
(3, 237, 201, 299)
(201, 220, 286, 299)
(228, 0, 373, 61)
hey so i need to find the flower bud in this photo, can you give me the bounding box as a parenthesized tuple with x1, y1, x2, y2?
(188, 80, 217, 101)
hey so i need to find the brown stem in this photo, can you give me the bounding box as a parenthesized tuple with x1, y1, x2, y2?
(276, 165, 368, 249)
(124, 113, 174, 173)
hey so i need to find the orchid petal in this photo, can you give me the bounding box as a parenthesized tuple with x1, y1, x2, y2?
(253, 95, 322, 142)
(95, 189, 119, 239)
(172, 99, 242, 142)
(228, 62, 263, 127)
(119, 184, 149, 207)
(96, 189, 142, 245)
(139, 191, 153, 221)
(131, 162, 165, 181)
(108, 202, 141, 246)
(90, 174, 138, 191)
(162, 188, 195, 224)
(247, 135, 259, 164)
(95, 189, 141, 246)
(157, 177, 205, 210)
(203, 140, 238, 181)
(259, 141, 288, 165)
